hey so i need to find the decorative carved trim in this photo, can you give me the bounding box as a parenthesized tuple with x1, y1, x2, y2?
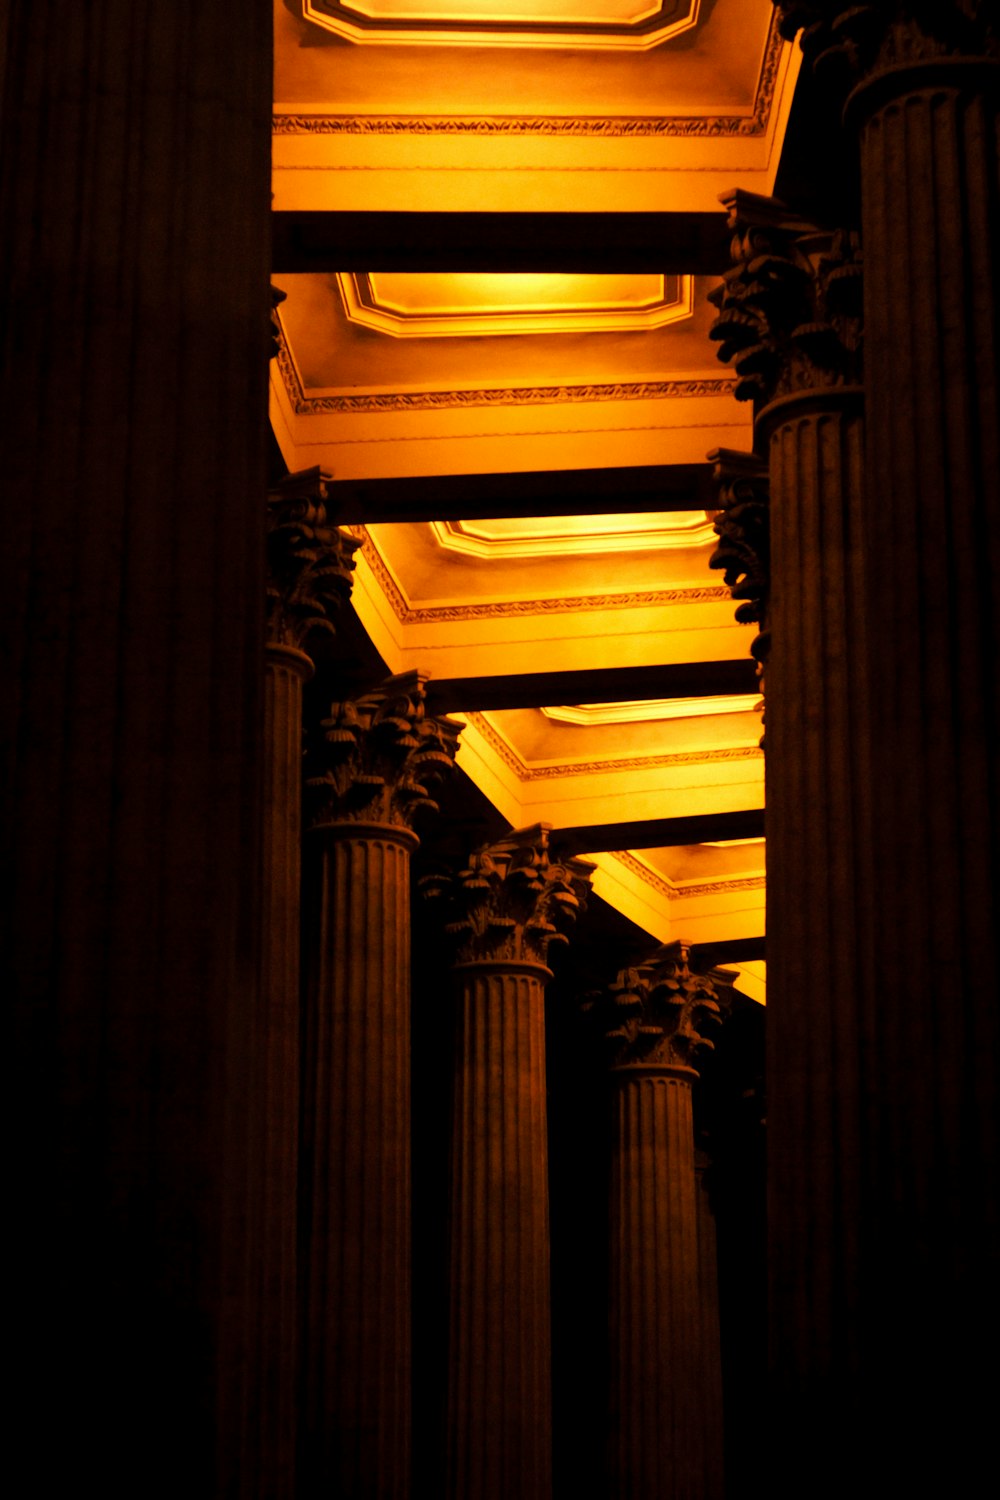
(609, 850, 766, 901)
(266, 467, 362, 649)
(274, 331, 735, 412)
(306, 670, 461, 830)
(352, 526, 730, 624)
(464, 712, 762, 783)
(706, 447, 770, 722)
(708, 191, 864, 409)
(419, 823, 594, 968)
(275, 13, 784, 137)
(583, 941, 722, 1072)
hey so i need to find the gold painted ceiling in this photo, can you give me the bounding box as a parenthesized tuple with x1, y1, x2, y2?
(271, 0, 779, 992)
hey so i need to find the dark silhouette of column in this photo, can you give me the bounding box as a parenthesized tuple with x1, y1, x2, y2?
(706, 447, 771, 739)
(259, 466, 360, 1498)
(422, 826, 594, 1500)
(709, 189, 881, 1493)
(300, 673, 460, 1499)
(2, 5, 272, 1496)
(586, 946, 724, 1500)
(768, 5, 1000, 1489)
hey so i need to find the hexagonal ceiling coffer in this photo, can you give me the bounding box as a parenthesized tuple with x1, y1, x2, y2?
(301, 0, 701, 50)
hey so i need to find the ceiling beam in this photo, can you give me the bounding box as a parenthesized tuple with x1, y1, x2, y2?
(425, 660, 759, 714)
(552, 808, 766, 855)
(272, 211, 731, 275)
(332, 463, 716, 523)
(690, 935, 767, 966)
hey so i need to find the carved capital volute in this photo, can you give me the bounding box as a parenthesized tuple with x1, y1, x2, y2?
(266, 466, 362, 651)
(305, 670, 461, 833)
(585, 941, 723, 1077)
(773, 3, 997, 103)
(709, 190, 863, 412)
(420, 823, 595, 970)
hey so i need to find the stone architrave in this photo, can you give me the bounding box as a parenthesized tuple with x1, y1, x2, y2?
(421, 826, 594, 1500)
(708, 191, 881, 1491)
(585, 944, 723, 1500)
(258, 466, 360, 1498)
(766, 5, 1000, 1489)
(2, 5, 272, 1495)
(299, 672, 460, 1500)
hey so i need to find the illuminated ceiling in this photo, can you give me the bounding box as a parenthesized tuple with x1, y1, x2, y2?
(341, 273, 693, 337)
(302, 0, 700, 50)
(270, 0, 774, 983)
(274, 0, 800, 214)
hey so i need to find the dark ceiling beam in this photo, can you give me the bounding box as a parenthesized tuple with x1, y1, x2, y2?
(272, 210, 731, 275)
(425, 660, 759, 715)
(690, 935, 767, 966)
(551, 807, 766, 856)
(332, 462, 716, 523)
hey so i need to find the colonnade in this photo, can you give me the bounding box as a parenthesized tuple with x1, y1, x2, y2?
(257, 502, 733, 1497)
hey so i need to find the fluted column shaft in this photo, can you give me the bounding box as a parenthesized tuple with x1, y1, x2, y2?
(301, 821, 417, 1499)
(609, 1068, 708, 1500)
(2, 5, 271, 1496)
(852, 47, 999, 1450)
(447, 960, 554, 1500)
(764, 393, 874, 1408)
(256, 643, 312, 1496)
(693, 1150, 725, 1500)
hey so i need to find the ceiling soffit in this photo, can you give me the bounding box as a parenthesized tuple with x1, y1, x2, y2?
(432, 512, 715, 555)
(302, 0, 700, 50)
(341, 273, 693, 337)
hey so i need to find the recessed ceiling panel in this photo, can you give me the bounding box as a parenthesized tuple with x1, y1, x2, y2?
(433, 512, 715, 555)
(342, 273, 692, 337)
(304, 0, 699, 49)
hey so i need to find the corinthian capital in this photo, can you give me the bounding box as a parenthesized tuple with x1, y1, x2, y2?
(306, 671, 461, 831)
(585, 942, 722, 1074)
(266, 466, 362, 650)
(420, 824, 594, 969)
(774, 2, 997, 78)
(709, 191, 863, 409)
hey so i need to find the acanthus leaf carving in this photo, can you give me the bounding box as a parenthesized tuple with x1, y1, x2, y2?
(306, 670, 461, 831)
(773, 3, 997, 83)
(266, 466, 362, 651)
(708, 191, 863, 410)
(583, 941, 723, 1074)
(706, 447, 771, 726)
(420, 824, 594, 969)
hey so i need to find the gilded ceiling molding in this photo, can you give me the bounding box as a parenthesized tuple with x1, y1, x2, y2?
(274, 12, 783, 137)
(351, 531, 730, 623)
(465, 712, 763, 781)
(402, 587, 731, 619)
(610, 850, 766, 900)
(275, 338, 735, 415)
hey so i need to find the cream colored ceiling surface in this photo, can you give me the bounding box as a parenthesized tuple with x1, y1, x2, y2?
(270, 0, 768, 980)
(270, 272, 751, 479)
(273, 0, 799, 213)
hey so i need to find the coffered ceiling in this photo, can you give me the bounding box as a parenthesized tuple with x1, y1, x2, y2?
(270, 0, 776, 994)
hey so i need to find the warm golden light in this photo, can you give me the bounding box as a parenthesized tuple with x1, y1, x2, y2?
(432, 513, 715, 556)
(340, 273, 692, 338)
(302, 0, 700, 50)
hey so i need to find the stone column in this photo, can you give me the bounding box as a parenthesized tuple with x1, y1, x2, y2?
(586, 946, 723, 1500)
(709, 193, 880, 1487)
(299, 673, 460, 1499)
(769, 6, 1000, 1486)
(2, 5, 272, 1496)
(421, 827, 594, 1500)
(257, 467, 360, 1497)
